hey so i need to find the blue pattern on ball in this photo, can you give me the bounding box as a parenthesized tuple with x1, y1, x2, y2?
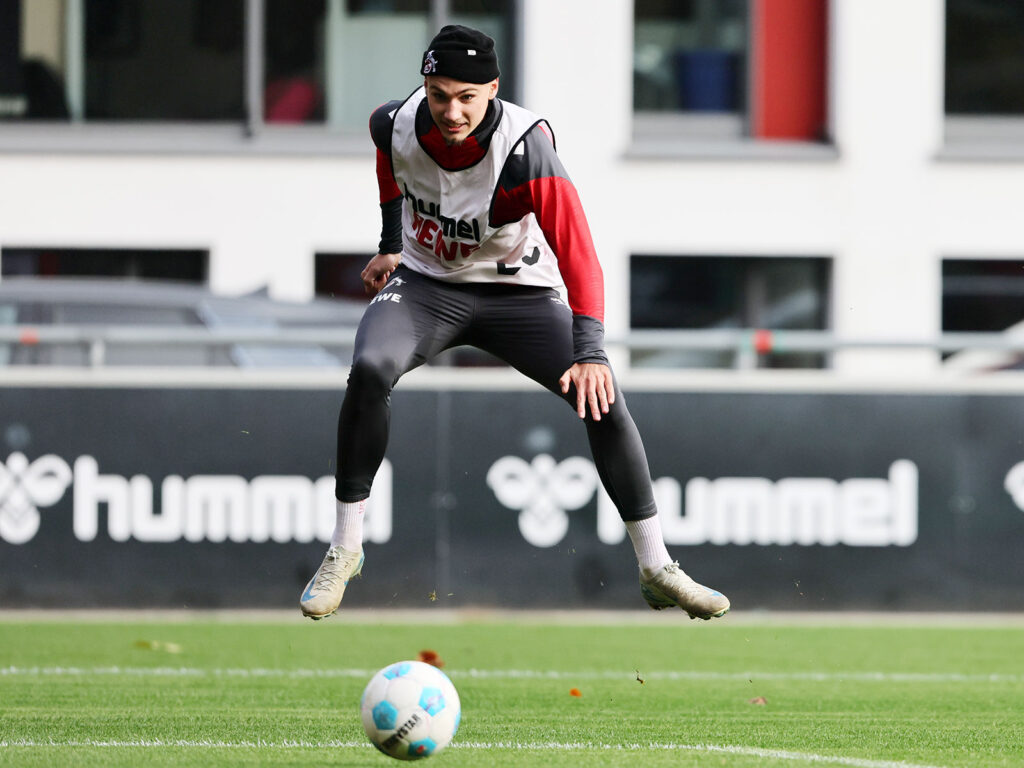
(372, 700, 398, 730)
(383, 662, 412, 680)
(419, 686, 445, 716)
(409, 738, 437, 757)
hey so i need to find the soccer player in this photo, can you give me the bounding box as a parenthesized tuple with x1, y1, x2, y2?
(300, 25, 729, 621)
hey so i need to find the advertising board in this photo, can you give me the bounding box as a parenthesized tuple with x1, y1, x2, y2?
(2, 386, 1023, 611)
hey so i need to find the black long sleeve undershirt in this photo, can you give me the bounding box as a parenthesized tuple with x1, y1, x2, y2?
(378, 197, 403, 254)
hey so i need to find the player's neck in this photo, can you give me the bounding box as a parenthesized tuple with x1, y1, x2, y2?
(417, 99, 499, 169)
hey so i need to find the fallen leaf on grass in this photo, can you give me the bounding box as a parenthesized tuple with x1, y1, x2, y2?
(418, 649, 444, 668)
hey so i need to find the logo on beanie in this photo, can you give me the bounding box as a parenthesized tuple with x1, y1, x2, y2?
(422, 50, 438, 75)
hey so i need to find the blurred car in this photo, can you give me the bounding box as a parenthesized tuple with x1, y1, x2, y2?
(0, 277, 366, 367)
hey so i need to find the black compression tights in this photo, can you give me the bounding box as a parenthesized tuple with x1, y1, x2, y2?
(335, 267, 658, 522)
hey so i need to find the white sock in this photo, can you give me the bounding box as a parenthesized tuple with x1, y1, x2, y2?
(626, 515, 672, 578)
(330, 500, 365, 551)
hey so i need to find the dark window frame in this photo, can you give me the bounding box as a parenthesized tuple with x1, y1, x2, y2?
(631, 0, 831, 151)
(0, 0, 523, 154)
(942, 0, 1024, 156)
(629, 252, 833, 369)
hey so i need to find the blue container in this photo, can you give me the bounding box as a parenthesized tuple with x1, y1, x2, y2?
(673, 49, 738, 111)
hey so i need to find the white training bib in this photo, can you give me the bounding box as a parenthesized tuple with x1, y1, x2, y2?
(390, 87, 563, 288)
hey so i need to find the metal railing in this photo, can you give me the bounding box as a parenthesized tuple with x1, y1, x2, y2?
(0, 325, 358, 367)
(3, 325, 1024, 369)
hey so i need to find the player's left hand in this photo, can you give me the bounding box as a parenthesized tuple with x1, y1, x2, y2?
(559, 362, 615, 421)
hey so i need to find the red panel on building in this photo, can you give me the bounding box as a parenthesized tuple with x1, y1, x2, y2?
(751, 0, 828, 140)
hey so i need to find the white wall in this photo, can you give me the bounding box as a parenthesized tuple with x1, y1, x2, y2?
(0, 153, 379, 302)
(829, 0, 945, 374)
(1, 0, 1024, 376)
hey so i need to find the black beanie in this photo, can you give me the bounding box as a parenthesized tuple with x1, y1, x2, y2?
(420, 25, 500, 83)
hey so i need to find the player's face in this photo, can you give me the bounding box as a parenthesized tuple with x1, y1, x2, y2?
(424, 76, 498, 145)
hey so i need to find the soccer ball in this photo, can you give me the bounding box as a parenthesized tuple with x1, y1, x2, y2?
(360, 660, 461, 760)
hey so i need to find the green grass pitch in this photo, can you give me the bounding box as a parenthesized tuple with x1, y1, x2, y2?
(1, 613, 1022, 767)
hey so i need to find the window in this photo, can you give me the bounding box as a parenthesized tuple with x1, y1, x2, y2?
(944, 0, 1024, 150)
(323, 0, 518, 132)
(630, 254, 831, 369)
(86, 0, 246, 121)
(1, 246, 207, 282)
(942, 258, 1024, 370)
(632, 0, 828, 144)
(264, 0, 327, 124)
(1, 0, 71, 120)
(0, 0, 519, 142)
(0, 247, 208, 365)
(945, 0, 1024, 116)
(314, 252, 370, 301)
(633, 0, 746, 116)
(943, 259, 1024, 332)
(0, 0, 246, 122)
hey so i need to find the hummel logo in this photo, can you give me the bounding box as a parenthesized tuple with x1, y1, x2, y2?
(486, 454, 599, 547)
(0, 454, 395, 546)
(0, 453, 73, 544)
(1004, 461, 1024, 512)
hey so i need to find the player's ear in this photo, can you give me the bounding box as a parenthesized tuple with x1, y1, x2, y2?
(488, 78, 499, 99)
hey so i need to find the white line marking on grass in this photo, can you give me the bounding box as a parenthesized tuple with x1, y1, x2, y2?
(1, 665, 1019, 684)
(461, 669, 1024, 684)
(0, 739, 949, 768)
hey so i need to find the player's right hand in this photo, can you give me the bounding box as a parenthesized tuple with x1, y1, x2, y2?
(361, 253, 402, 296)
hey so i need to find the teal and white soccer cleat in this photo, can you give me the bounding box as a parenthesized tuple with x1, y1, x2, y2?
(299, 546, 364, 620)
(640, 562, 730, 620)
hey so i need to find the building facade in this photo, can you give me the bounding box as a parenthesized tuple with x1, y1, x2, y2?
(1, 0, 1022, 376)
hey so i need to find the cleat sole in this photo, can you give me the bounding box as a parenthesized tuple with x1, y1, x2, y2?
(641, 580, 730, 620)
(303, 608, 337, 621)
